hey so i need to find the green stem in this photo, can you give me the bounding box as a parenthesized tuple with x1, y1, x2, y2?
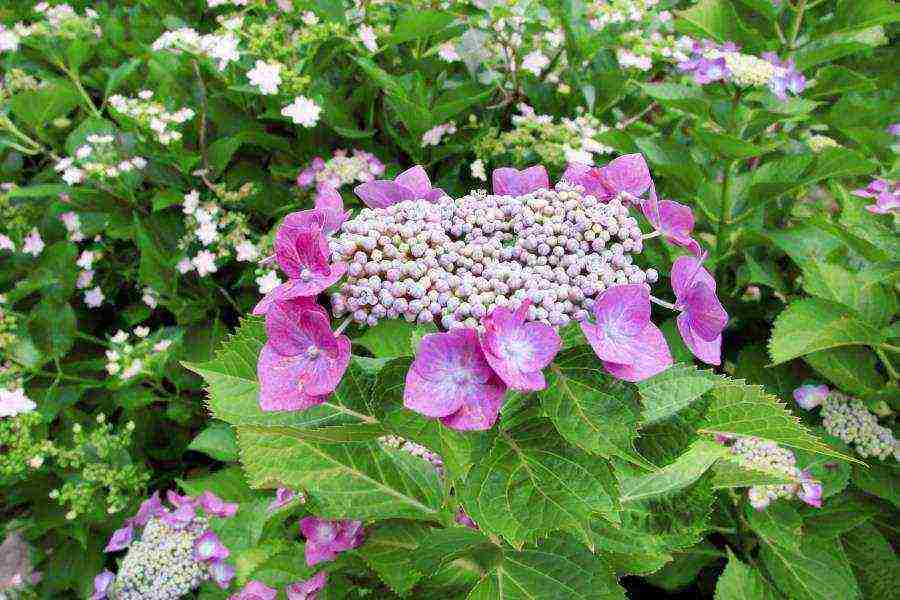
(788, 0, 807, 48)
(715, 161, 736, 275)
(62, 65, 102, 118)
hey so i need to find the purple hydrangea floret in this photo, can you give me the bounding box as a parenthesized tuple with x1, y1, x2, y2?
(127, 490, 165, 527)
(404, 328, 508, 431)
(104, 524, 134, 553)
(671, 256, 728, 365)
(286, 571, 328, 600)
(160, 502, 197, 529)
(91, 570, 114, 600)
(793, 384, 830, 410)
(354, 165, 446, 208)
(299, 517, 365, 567)
(641, 186, 700, 254)
(210, 559, 236, 589)
(491, 165, 550, 196)
(479, 299, 561, 392)
(230, 580, 277, 600)
(562, 154, 652, 202)
(194, 530, 230, 562)
(269, 487, 299, 511)
(851, 179, 900, 215)
(797, 472, 823, 508)
(314, 185, 349, 234)
(268, 212, 347, 301)
(198, 491, 238, 518)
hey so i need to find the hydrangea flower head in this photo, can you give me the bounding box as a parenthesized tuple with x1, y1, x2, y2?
(91, 570, 114, 600)
(258, 301, 351, 412)
(198, 491, 238, 518)
(479, 299, 561, 391)
(491, 165, 550, 196)
(580, 284, 672, 382)
(404, 328, 508, 431)
(299, 517, 364, 566)
(671, 255, 728, 365)
(286, 571, 327, 600)
(354, 165, 446, 208)
(230, 580, 277, 600)
(194, 530, 230, 562)
(104, 524, 134, 553)
(793, 384, 829, 410)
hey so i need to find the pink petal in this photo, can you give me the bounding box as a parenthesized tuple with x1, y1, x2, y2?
(492, 165, 550, 196)
(257, 345, 328, 411)
(403, 364, 466, 417)
(276, 262, 348, 300)
(670, 255, 716, 301)
(479, 301, 560, 391)
(424, 187, 447, 203)
(682, 282, 728, 342)
(601, 323, 673, 382)
(676, 314, 722, 365)
(354, 180, 415, 209)
(274, 216, 330, 279)
(438, 381, 506, 431)
(598, 153, 652, 197)
(561, 162, 608, 198)
(394, 165, 433, 197)
(314, 186, 349, 234)
(580, 284, 651, 364)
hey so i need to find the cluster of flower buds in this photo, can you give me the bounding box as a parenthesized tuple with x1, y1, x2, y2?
(54, 134, 148, 186)
(92, 490, 238, 599)
(718, 435, 822, 510)
(678, 41, 806, 100)
(108, 91, 195, 145)
(151, 27, 240, 71)
(176, 189, 259, 278)
(379, 435, 445, 476)
(296, 149, 385, 191)
(105, 327, 175, 382)
(4, 3, 101, 48)
(851, 178, 899, 215)
(795, 385, 899, 461)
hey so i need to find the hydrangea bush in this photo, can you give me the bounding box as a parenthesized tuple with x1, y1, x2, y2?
(0, 0, 898, 599)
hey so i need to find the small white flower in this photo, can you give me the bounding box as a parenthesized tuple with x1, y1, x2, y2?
(421, 122, 456, 147)
(301, 11, 318, 25)
(0, 234, 14, 252)
(247, 60, 282, 95)
(235, 240, 258, 262)
(76, 270, 94, 289)
(196, 221, 219, 246)
(256, 270, 282, 294)
(176, 257, 194, 274)
(438, 41, 460, 62)
(0, 388, 36, 417)
(76, 250, 96, 270)
(0, 27, 21, 53)
(111, 330, 128, 344)
(84, 286, 105, 308)
(22, 228, 44, 256)
(134, 326, 150, 338)
(358, 25, 378, 53)
(106, 350, 120, 361)
(106, 362, 121, 375)
(521, 50, 550, 76)
(142, 287, 158, 309)
(131, 157, 148, 169)
(281, 96, 321, 128)
(182, 190, 200, 214)
(138, 89, 154, 100)
(75, 145, 93, 159)
(121, 359, 144, 380)
(62, 167, 84, 186)
(192, 250, 218, 277)
(153, 339, 173, 352)
(470, 159, 487, 181)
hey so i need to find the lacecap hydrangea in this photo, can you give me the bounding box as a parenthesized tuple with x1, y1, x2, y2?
(252, 154, 728, 431)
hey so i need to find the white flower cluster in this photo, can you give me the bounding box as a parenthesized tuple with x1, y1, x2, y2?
(330, 183, 655, 328)
(297, 150, 385, 190)
(110, 516, 212, 600)
(379, 435, 444, 476)
(821, 392, 899, 461)
(74, 248, 106, 308)
(422, 121, 457, 147)
(177, 190, 258, 278)
(105, 328, 174, 382)
(281, 95, 321, 128)
(806, 134, 839, 154)
(708, 49, 780, 87)
(59, 211, 84, 242)
(151, 28, 240, 71)
(0, 386, 36, 418)
(54, 134, 148, 186)
(728, 436, 806, 510)
(246, 60, 282, 95)
(109, 91, 195, 145)
(7, 3, 101, 45)
(142, 287, 159, 309)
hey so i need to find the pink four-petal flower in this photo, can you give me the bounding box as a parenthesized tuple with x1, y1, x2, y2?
(670, 256, 728, 366)
(354, 165, 446, 208)
(299, 517, 365, 567)
(479, 300, 560, 391)
(491, 165, 550, 196)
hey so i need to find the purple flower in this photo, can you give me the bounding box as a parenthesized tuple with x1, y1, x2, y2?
(270, 212, 347, 300)
(258, 301, 351, 412)
(91, 570, 114, 600)
(128, 491, 165, 527)
(166, 490, 197, 508)
(580, 284, 672, 382)
(403, 328, 508, 431)
(671, 256, 728, 366)
(641, 186, 699, 252)
(561, 162, 610, 199)
(210, 560, 236, 589)
(253, 291, 328, 319)
(230, 580, 278, 600)
(455, 508, 478, 530)
(286, 571, 328, 600)
(299, 517, 365, 567)
(194, 530, 231, 562)
(793, 384, 829, 410)
(198, 491, 238, 518)
(679, 56, 728, 85)
(297, 157, 325, 188)
(314, 186, 349, 234)
(491, 165, 550, 196)
(852, 179, 900, 215)
(479, 300, 561, 392)
(888, 123, 900, 137)
(269, 487, 300, 511)
(104, 524, 133, 553)
(354, 165, 446, 208)
(562, 154, 652, 202)
(160, 503, 196, 529)
(797, 472, 822, 508)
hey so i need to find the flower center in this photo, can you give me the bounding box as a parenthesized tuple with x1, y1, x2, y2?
(306, 345, 321, 359)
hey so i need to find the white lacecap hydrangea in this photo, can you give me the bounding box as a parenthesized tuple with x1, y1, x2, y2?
(821, 392, 899, 461)
(329, 182, 656, 329)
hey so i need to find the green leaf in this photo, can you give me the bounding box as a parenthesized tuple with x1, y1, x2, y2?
(807, 66, 875, 98)
(637, 364, 722, 425)
(357, 521, 429, 595)
(178, 466, 258, 503)
(639, 83, 710, 118)
(695, 129, 768, 159)
(710, 456, 798, 489)
(799, 493, 875, 538)
(804, 347, 886, 397)
(28, 298, 76, 361)
(644, 540, 721, 592)
(413, 527, 499, 576)
(188, 421, 239, 462)
(388, 10, 455, 45)
(135, 216, 173, 295)
(746, 501, 804, 552)
(207, 137, 244, 176)
(540, 346, 650, 467)
(619, 440, 730, 503)
(817, 0, 900, 35)
(675, 0, 760, 47)
(803, 147, 877, 185)
(103, 57, 142, 100)
(851, 462, 899, 508)
(714, 550, 776, 600)
(236, 424, 444, 520)
(768, 298, 884, 365)
(841, 522, 900, 600)
(760, 534, 860, 600)
(797, 261, 896, 328)
(700, 379, 856, 462)
(3, 184, 69, 199)
(354, 319, 436, 358)
(9, 81, 80, 133)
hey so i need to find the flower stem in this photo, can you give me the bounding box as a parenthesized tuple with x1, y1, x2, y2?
(714, 160, 736, 278)
(334, 316, 352, 336)
(649, 295, 678, 312)
(642, 231, 662, 240)
(788, 0, 807, 49)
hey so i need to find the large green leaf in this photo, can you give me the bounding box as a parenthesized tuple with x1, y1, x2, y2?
(237, 424, 444, 520)
(357, 521, 430, 595)
(760, 534, 860, 600)
(619, 441, 729, 503)
(804, 347, 886, 397)
(714, 550, 775, 600)
(841, 522, 900, 600)
(675, 0, 760, 47)
(637, 364, 722, 425)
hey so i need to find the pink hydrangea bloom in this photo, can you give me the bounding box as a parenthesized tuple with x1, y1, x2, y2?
(561, 162, 608, 199)
(194, 530, 230, 562)
(257, 301, 351, 412)
(198, 491, 238, 518)
(491, 165, 550, 196)
(797, 472, 823, 508)
(269, 487, 299, 511)
(314, 185, 349, 234)
(210, 560, 236, 589)
(127, 491, 165, 527)
(299, 517, 365, 566)
(354, 165, 446, 208)
(91, 570, 114, 600)
(230, 580, 277, 600)
(851, 179, 899, 214)
(160, 503, 196, 529)
(166, 490, 197, 508)
(793, 384, 829, 410)
(580, 284, 672, 382)
(270, 212, 347, 301)
(104, 524, 133, 553)
(671, 256, 728, 365)
(286, 571, 328, 600)
(403, 328, 508, 431)
(479, 300, 560, 391)
(641, 185, 700, 253)
(597, 153, 652, 199)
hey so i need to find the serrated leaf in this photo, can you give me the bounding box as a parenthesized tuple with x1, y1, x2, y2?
(413, 527, 500, 576)
(178, 466, 259, 503)
(540, 346, 650, 467)
(798, 261, 897, 328)
(28, 298, 76, 361)
(851, 461, 899, 508)
(805, 347, 886, 398)
(237, 425, 443, 520)
(768, 298, 883, 365)
(620, 440, 729, 503)
(799, 493, 875, 538)
(188, 421, 239, 462)
(760, 534, 860, 600)
(695, 129, 768, 159)
(746, 501, 804, 552)
(637, 364, 722, 425)
(588, 520, 673, 576)
(714, 550, 775, 600)
(355, 319, 436, 358)
(841, 522, 900, 599)
(639, 83, 710, 117)
(710, 455, 798, 489)
(358, 521, 430, 595)
(644, 540, 721, 592)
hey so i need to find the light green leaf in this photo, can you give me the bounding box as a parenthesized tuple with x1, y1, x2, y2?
(355, 319, 436, 358)
(619, 440, 729, 503)
(637, 364, 722, 425)
(178, 466, 258, 503)
(675, 0, 759, 46)
(807, 66, 875, 98)
(695, 129, 768, 159)
(768, 298, 883, 365)
(760, 534, 860, 600)
(357, 521, 429, 595)
(841, 522, 900, 600)
(746, 501, 804, 553)
(388, 10, 455, 45)
(639, 83, 710, 117)
(188, 421, 239, 462)
(851, 462, 899, 508)
(714, 549, 775, 600)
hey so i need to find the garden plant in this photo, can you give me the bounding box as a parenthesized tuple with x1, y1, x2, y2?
(0, 0, 898, 599)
